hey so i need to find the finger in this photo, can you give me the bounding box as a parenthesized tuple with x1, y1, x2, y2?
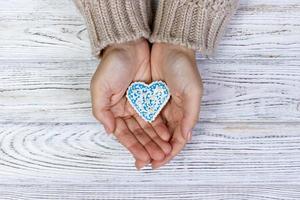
(114, 118, 150, 162)
(151, 115, 171, 142)
(91, 79, 115, 133)
(125, 117, 166, 161)
(151, 125, 186, 169)
(160, 103, 177, 135)
(135, 159, 150, 170)
(134, 115, 172, 155)
(181, 88, 202, 140)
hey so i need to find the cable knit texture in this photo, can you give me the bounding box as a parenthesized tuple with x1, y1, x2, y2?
(150, 0, 239, 56)
(73, 0, 152, 57)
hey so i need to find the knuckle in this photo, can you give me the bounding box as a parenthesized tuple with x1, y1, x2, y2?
(140, 153, 151, 162)
(134, 129, 144, 137)
(114, 129, 125, 138)
(142, 125, 152, 132)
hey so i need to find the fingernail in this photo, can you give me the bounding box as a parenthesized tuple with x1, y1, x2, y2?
(135, 161, 141, 171)
(187, 131, 192, 142)
(183, 129, 191, 140)
(104, 126, 111, 134)
(181, 125, 190, 139)
(135, 160, 150, 170)
(151, 165, 158, 170)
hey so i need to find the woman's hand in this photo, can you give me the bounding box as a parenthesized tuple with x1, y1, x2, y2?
(150, 43, 203, 169)
(90, 39, 171, 169)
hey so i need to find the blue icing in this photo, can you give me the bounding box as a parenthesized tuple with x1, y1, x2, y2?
(126, 81, 170, 122)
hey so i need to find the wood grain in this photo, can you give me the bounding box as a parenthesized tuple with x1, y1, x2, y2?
(0, 122, 300, 185)
(0, 184, 299, 200)
(0, 59, 299, 123)
(3, 0, 300, 12)
(0, 0, 300, 199)
(0, 0, 299, 60)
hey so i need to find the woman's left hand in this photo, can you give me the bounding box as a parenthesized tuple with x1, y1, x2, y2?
(148, 42, 203, 169)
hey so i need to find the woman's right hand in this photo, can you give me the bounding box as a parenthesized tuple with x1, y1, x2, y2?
(90, 39, 172, 169)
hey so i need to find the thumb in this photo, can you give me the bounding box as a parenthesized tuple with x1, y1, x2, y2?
(94, 109, 115, 134)
(181, 89, 202, 140)
(91, 83, 116, 134)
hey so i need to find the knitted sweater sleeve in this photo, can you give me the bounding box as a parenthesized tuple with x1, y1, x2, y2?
(150, 0, 239, 56)
(73, 0, 152, 57)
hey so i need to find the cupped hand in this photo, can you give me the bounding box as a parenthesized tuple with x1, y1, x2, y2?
(90, 39, 172, 169)
(149, 43, 203, 169)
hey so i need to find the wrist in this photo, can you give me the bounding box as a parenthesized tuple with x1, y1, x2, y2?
(103, 38, 149, 57)
(101, 38, 150, 73)
(153, 42, 195, 57)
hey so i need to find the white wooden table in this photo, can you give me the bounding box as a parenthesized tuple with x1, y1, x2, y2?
(0, 0, 300, 199)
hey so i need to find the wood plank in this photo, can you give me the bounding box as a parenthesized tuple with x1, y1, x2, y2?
(0, 0, 75, 12)
(0, 1, 299, 199)
(1, 0, 300, 12)
(0, 1, 299, 60)
(0, 59, 299, 123)
(0, 122, 300, 185)
(1, 0, 299, 14)
(0, 184, 299, 200)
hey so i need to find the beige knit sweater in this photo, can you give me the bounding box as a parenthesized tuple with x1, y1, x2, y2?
(74, 0, 239, 57)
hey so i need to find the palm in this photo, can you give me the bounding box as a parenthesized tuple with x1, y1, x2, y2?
(91, 39, 171, 169)
(150, 43, 203, 169)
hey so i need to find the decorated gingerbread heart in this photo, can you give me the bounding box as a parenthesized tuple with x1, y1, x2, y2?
(126, 81, 170, 123)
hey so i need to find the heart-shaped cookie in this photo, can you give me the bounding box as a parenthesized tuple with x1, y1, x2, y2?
(126, 81, 170, 123)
